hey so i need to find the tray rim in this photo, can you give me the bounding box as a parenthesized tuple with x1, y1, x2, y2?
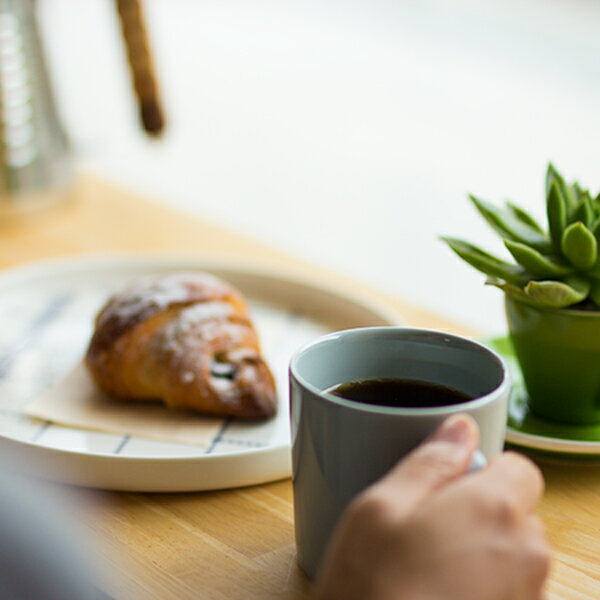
(0, 253, 404, 490)
(0, 251, 402, 325)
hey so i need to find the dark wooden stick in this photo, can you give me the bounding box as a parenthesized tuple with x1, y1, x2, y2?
(115, 0, 165, 136)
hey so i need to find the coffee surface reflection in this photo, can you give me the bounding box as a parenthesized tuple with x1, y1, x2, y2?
(327, 378, 473, 408)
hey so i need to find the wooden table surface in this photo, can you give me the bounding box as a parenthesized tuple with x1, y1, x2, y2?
(1, 176, 599, 599)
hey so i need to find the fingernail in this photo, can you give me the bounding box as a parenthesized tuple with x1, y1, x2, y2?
(432, 414, 477, 446)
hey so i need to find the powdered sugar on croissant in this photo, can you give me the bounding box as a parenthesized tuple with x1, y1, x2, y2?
(85, 272, 277, 419)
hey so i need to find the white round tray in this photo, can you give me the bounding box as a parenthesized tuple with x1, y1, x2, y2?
(0, 254, 401, 491)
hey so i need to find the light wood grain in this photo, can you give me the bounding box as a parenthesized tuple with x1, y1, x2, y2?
(1, 175, 598, 599)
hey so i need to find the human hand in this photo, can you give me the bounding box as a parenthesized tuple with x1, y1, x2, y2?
(314, 414, 550, 600)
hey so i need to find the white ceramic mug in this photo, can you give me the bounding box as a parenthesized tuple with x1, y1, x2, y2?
(289, 327, 510, 579)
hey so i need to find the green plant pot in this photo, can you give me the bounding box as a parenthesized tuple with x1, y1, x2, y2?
(505, 295, 600, 425)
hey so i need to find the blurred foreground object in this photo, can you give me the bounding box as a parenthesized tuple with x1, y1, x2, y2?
(0, 0, 71, 217)
(0, 467, 102, 600)
(115, 0, 165, 136)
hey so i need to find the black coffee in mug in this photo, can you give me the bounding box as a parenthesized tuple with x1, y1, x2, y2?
(327, 377, 473, 408)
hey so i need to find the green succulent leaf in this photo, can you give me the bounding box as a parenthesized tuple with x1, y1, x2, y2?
(524, 276, 591, 308)
(506, 202, 545, 233)
(592, 217, 600, 239)
(587, 261, 600, 283)
(588, 269, 600, 281)
(587, 221, 600, 280)
(561, 221, 598, 271)
(469, 195, 552, 254)
(485, 278, 545, 307)
(546, 163, 577, 214)
(443, 164, 600, 307)
(590, 280, 600, 308)
(593, 193, 600, 217)
(503, 240, 572, 278)
(441, 237, 530, 286)
(546, 180, 567, 255)
(572, 193, 594, 229)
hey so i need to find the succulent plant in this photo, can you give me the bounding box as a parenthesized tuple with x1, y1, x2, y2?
(442, 164, 600, 309)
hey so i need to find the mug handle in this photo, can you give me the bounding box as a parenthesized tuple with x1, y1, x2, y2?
(468, 450, 487, 473)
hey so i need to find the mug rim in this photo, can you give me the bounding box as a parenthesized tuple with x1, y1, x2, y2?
(289, 326, 510, 416)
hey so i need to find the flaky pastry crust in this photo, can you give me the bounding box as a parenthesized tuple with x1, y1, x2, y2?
(85, 272, 277, 419)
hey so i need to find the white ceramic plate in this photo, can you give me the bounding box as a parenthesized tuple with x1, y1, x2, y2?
(0, 254, 402, 491)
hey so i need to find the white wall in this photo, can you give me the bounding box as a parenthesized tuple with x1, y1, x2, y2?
(38, 0, 600, 334)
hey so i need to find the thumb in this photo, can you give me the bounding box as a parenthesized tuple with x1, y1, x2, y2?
(373, 414, 479, 515)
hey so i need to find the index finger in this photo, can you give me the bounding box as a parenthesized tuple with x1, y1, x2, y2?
(469, 451, 545, 516)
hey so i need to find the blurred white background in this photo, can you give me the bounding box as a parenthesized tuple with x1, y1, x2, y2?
(37, 0, 600, 335)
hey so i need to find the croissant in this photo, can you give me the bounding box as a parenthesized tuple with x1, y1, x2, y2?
(84, 272, 277, 419)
